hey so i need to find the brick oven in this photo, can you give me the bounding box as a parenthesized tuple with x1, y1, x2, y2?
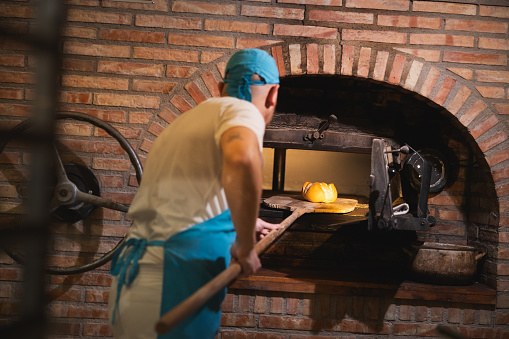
(0, 1, 508, 338)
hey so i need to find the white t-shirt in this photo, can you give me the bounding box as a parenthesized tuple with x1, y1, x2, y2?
(126, 96, 266, 241)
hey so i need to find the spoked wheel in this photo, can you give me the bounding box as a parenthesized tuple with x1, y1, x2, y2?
(0, 111, 142, 275)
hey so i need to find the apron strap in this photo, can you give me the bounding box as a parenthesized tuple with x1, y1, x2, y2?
(110, 238, 164, 324)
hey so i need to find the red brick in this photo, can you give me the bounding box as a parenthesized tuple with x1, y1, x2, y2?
(269, 297, 283, 314)
(444, 51, 507, 66)
(62, 75, 128, 90)
(323, 44, 336, 74)
(494, 103, 509, 115)
(476, 70, 509, 83)
(459, 100, 487, 126)
(166, 65, 198, 78)
(237, 294, 250, 312)
(378, 15, 441, 29)
(201, 51, 223, 63)
(0, 37, 32, 51)
(133, 47, 198, 62)
(479, 130, 508, 152)
(170, 94, 193, 113)
(83, 323, 112, 337)
(448, 68, 473, 80)
(95, 125, 142, 139)
(185, 81, 208, 104)
(67, 9, 131, 25)
(389, 54, 406, 84)
(373, 50, 389, 81)
(393, 323, 437, 336)
(476, 86, 505, 99)
(413, 1, 476, 15)
(254, 294, 266, 313)
(64, 41, 130, 58)
(286, 296, 299, 315)
(201, 71, 220, 97)
(98, 60, 163, 77)
(49, 304, 108, 319)
(55, 122, 93, 136)
(99, 29, 164, 43)
(148, 122, 164, 137)
(61, 58, 95, 72)
(58, 91, 93, 104)
(309, 9, 373, 24)
(62, 26, 97, 39)
(242, 5, 304, 20)
(159, 107, 179, 124)
(346, 0, 409, 11)
(493, 166, 509, 182)
(0, 4, 34, 18)
(339, 45, 356, 77)
(221, 293, 234, 313)
(470, 115, 499, 140)
(326, 318, 390, 334)
(279, 0, 342, 5)
(259, 315, 322, 331)
(0, 70, 34, 84)
(0, 21, 28, 35)
(343, 29, 406, 44)
(487, 149, 509, 168)
(97, 174, 124, 188)
(61, 107, 126, 123)
(57, 139, 124, 155)
(102, 0, 168, 11)
(140, 138, 153, 153)
(66, 0, 99, 6)
(446, 86, 471, 115)
(415, 305, 428, 321)
(129, 112, 152, 124)
(479, 37, 509, 51)
(306, 44, 319, 74)
(172, 1, 236, 15)
(0, 87, 23, 100)
(433, 77, 456, 105)
(221, 313, 256, 327)
(274, 24, 337, 39)
(419, 67, 440, 98)
(133, 79, 177, 93)
(236, 38, 284, 49)
(205, 19, 269, 34)
(439, 209, 466, 221)
(394, 47, 440, 62)
(47, 321, 81, 336)
(480, 5, 509, 19)
(93, 93, 160, 109)
(90, 155, 129, 172)
(136, 14, 201, 29)
(410, 34, 474, 47)
(430, 307, 443, 321)
(445, 19, 508, 34)
(0, 55, 25, 67)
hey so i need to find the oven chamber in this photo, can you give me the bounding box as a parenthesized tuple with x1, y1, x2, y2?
(258, 74, 491, 285)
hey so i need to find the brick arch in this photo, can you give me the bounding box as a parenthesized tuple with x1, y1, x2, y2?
(155, 42, 506, 219)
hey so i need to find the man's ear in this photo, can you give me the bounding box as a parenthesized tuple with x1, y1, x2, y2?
(265, 85, 279, 108)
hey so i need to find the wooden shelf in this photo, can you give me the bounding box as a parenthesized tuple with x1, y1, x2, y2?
(229, 267, 496, 305)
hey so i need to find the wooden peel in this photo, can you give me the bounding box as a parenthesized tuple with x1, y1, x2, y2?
(155, 195, 357, 335)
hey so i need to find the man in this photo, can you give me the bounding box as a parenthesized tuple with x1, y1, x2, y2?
(108, 48, 281, 339)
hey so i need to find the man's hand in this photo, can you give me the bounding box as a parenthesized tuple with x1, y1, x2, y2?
(255, 218, 280, 241)
(230, 242, 261, 277)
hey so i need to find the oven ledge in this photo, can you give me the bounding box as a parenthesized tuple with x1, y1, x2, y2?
(229, 267, 496, 306)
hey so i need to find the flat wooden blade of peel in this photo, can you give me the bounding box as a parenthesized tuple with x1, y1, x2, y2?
(155, 196, 357, 335)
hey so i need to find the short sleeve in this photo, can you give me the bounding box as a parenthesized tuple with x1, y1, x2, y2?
(214, 98, 266, 152)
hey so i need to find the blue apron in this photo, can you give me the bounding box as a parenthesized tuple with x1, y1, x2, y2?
(111, 210, 236, 339)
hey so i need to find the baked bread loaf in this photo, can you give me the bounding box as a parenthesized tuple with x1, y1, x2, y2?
(301, 181, 337, 203)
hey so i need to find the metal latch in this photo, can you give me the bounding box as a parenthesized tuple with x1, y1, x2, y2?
(304, 114, 337, 142)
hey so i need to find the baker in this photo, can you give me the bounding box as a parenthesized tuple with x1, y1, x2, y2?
(107, 48, 281, 338)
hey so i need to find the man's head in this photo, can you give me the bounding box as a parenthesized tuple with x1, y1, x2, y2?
(222, 48, 279, 102)
(220, 49, 280, 124)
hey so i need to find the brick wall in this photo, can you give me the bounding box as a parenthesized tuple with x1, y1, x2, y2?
(0, 0, 508, 338)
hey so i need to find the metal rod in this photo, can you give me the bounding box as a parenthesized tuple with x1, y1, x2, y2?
(272, 148, 286, 192)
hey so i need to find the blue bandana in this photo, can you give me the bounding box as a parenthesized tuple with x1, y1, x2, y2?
(223, 49, 280, 102)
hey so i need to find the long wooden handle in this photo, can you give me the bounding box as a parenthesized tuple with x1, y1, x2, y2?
(154, 207, 308, 335)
